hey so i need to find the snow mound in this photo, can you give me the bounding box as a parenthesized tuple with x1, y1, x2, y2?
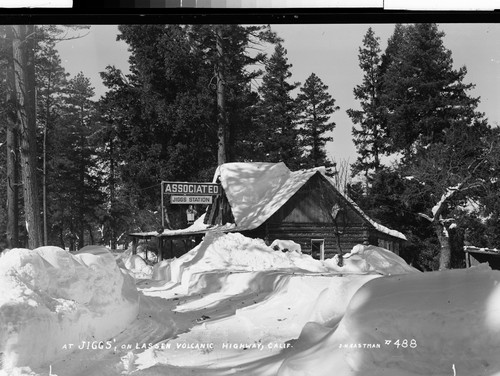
(326, 244, 419, 275)
(279, 264, 500, 376)
(0, 245, 139, 372)
(124, 254, 153, 278)
(151, 232, 325, 286)
(116, 247, 155, 279)
(270, 239, 302, 253)
(151, 233, 417, 297)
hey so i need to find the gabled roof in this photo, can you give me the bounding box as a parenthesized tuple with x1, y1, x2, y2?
(144, 162, 406, 241)
(213, 162, 325, 231)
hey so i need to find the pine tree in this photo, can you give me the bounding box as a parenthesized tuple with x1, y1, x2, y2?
(98, 66, 142, 246)
(35, 38, 69, 245)
(98, 25, 276, 233)
(347, 27, 388, 178)
(1, 26, 20, 248)
(296, 72, 338, 168)
(382, 23, 480, 157)
(376, 23, 490, 269)
(12, 25, 43, 248)
(185, 24, 278, 164)
(256, 43, 302, 169)
(379, 23, 408, 78)
(54, 73, 102, 250)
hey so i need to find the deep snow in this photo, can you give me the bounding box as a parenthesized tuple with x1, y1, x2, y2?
(0, 245, 139, 375)
(1, 233, 499, 376)
(279, 263, 500, 376)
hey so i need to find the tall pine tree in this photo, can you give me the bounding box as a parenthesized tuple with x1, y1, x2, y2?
(382, 23, 480, 157)
(98, 25, 277, 233)
(296, 72, 338, 168)
(376, 23, 490, 269)
(12, 25, 43, 248)
(36, 38, 69, 245)
(347, 27, 388, 178)
(54, 73, 102, 250)
(256, 43, 303, 169)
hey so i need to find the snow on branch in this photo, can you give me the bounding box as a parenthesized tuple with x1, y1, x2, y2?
(431, 183, 462, 217)
(420, 179, 483, 224)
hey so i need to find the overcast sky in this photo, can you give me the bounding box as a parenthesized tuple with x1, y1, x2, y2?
(56, 23, 500, 165)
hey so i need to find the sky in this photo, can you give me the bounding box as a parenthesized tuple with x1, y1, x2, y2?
(56, 23, 500, 166)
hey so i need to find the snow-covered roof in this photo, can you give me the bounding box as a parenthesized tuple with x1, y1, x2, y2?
(215, 162, 406, 240)
(464, 246, 500, 254)
(214, 162, 327, 231)
(133, 162, 406, 241)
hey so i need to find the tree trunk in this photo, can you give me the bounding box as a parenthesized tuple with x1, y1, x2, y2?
(216, 26, 228, 165)
(87, 225, 94, 245)
(42, 89, 50, 245)
(5, 26, 19, 249)
(6, 122, 19, 249)
(12, 25, 43, 249)
(78, 132, 85, 249)
(335, 232, 344, 267)
(109, 136, 117, 249)
(42, 111, 48, 245)
(435, 221, 451, 270)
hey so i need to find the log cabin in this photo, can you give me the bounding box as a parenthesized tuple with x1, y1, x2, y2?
(130, 162, 406, 261)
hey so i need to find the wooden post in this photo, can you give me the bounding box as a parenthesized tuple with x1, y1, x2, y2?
(131, 237, 137, 255)
(158, 237, 164, 262)
(161, 181, 165, 228)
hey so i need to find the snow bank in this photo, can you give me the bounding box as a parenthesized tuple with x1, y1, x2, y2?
(152, 233, 417, 290)
(279, 264, 500, 376)
(306, 274, 381, 327)
(124, 254, 153, 278)
(150, 232, 326, 289)
(326, 244, 419, 275)
(115, 247, 155, 279)
(0, 245, 139, 372)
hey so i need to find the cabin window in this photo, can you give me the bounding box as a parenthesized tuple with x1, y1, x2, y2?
(311, 239, 325, 261)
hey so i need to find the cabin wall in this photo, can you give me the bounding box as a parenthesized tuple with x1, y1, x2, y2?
(267, 223, 371, 259)
(243, 174, 405, 260)
(246, 174, 373, 259)
(369, 230, 402, 255)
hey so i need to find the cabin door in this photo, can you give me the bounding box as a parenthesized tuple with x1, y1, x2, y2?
(311, 239, 325, 260)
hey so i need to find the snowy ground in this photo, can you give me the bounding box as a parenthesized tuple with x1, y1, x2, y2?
(1, 232, 500, 376)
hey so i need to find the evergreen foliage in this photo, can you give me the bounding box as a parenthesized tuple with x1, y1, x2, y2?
(381, 23, 481, 157)
(296, 73, 338, 169)
(2, 23, 499, 265)
(256, 43, 303, 170)
(97, 25, 277, 242)
(347, 27, 388, 178)
(353, 23, 493, 270)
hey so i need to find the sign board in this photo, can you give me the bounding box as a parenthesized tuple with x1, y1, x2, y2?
(171, 195, 213, 204)
(163, 182, 220, 196)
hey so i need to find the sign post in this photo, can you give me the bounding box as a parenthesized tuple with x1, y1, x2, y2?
(161, 181, 221, 227)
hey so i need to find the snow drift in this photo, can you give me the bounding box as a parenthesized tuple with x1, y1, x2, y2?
(131, 232, 417, 375)
(151, 232, 418, 291)
(0, 245, 139, 372)
(279, 264, 500, 376)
